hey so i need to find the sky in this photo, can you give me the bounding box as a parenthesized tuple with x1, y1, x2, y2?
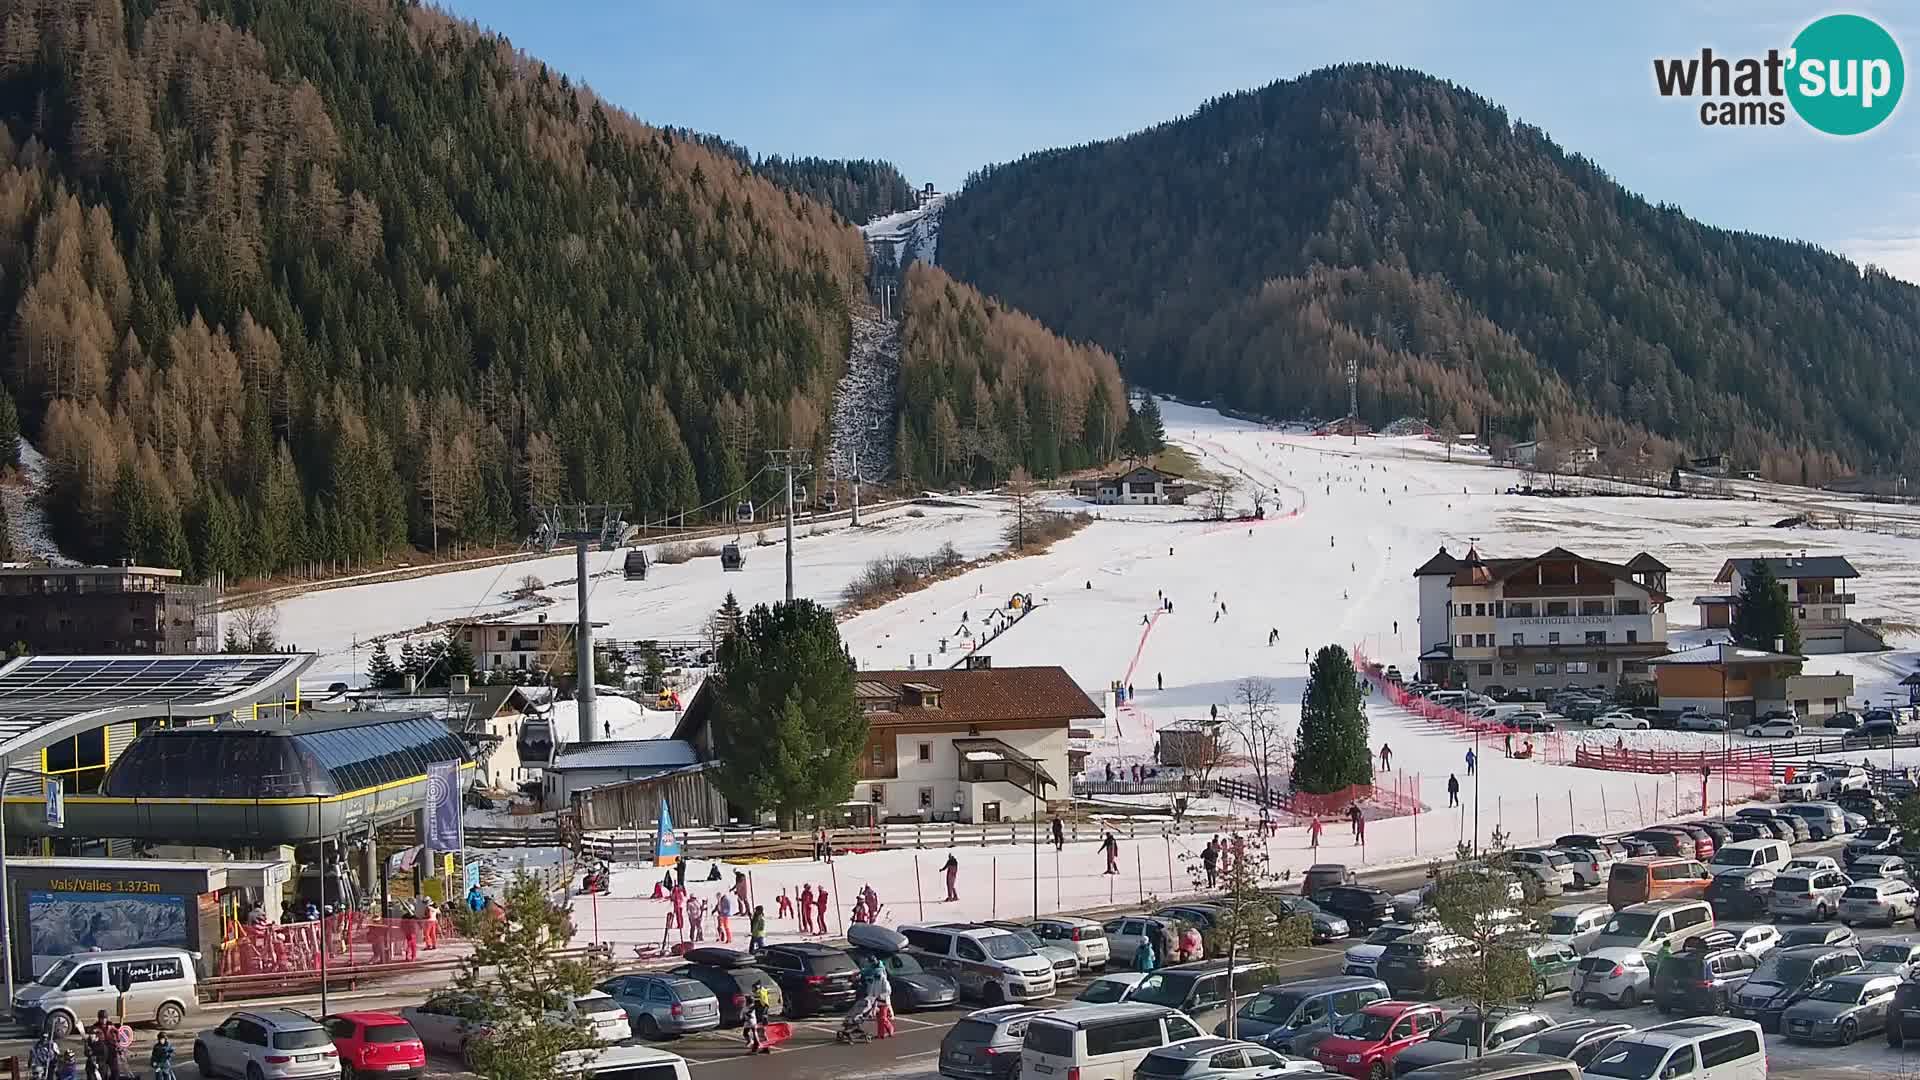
(442, 1, 1920, 281)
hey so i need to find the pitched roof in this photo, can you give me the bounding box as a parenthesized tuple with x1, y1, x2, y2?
(855, 666, 1104, 726)
(1445, 546, 1672, 601)
(1412, 547, 1459, 577)
(1626, 552, 1671, 573)
(1717, 556, 1860, 582)
(1648, 644, 1804, 666)
(549, 738, 699, 772)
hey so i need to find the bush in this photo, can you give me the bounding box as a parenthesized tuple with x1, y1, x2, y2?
(843, 543, 967, 606)
(756, 529, 773, 547)
(1005, 510, 1092, 549)
(906, 508, 926, 517)
(654, 541, 718, 565)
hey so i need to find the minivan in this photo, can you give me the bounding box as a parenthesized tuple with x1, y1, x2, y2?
(1768, 868, 1851, 923)
(1542, 903, 1612, 953)
(13, 947, 199, 1037)
(1709, 839, 1789, 872)
(1582, 1018, 1765, 1080)
(1382, 1054, 1577, 1080)
(903, 924, 1057, 1005)
(1221, 975, 1387, 1052)
(1590, 900, 1715, 956)
(1122, 959, 1274, 1023)
(1607, 857, 1711, 907)
(1020, 1003, 1205, 1080)
(1779, 802, 1848, 841)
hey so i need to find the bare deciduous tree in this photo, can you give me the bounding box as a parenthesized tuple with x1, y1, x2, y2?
(1228, 677, 1290, 806)
(1435, 419, 1459, 462)
(1206, 473, 1242, 521)
(222, 600, 280, 653)
(1162, 719, 1232, 793)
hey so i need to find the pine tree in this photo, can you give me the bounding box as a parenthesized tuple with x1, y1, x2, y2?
(442, 632, 476, 682)
(710, 599, 865, 827)
(1136, 395, 1167, 452)
(1731, 561, 1802, 654)
(0, 391, 19, 469)
(451, 871, 609, 1080)
(367, 641, 401, 690)
(399, 639, 421, 682)
(1291, 644, 1373, 794)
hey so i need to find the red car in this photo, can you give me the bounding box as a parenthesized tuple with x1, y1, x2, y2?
(324, 1011, 427, 1079)
(1311, 1001, 1443, 1079)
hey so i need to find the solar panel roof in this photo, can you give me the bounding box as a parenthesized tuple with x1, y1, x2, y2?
(0, 654, 308, 748)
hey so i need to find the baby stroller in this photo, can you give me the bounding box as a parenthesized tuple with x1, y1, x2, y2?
(835, 996, 876, 1044)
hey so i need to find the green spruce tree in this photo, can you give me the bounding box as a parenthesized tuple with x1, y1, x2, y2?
(451, 871, 609, 1080)
(1731, 561, 1801, 653)
(368, 642, 400, 690)
(1136, 394, 1167, 452)
(710, 599, 866, 827)
(1291, 644, 1373, 794)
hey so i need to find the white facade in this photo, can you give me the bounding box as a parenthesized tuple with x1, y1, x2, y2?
(852, 726, 1069, 823)
(1417, 573, 1453, 655)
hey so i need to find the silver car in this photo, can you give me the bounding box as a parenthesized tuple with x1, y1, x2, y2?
(597, 973, 722, 1038)
(1132, 1035, 1324, 1079)
(399, 993, 493, 1069)
(1571, 947, 1653, 1008)
(1780, 973, 1900, 1044)
(192, 1009, 340, 1079)
(1839, 879, 1919, 927)
(987, 923, 1082, 984)
(1770, 869, 1852, 922)
(1860, 940, 1920, 975)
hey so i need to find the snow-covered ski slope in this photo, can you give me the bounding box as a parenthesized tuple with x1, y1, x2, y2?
(860, 194, 942, 267)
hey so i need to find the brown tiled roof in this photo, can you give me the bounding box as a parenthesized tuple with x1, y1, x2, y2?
(858, 666, 1103, 726)
(1449, 546, 1673, 602)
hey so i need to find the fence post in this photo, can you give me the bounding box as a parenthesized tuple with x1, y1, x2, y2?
(992, 859, 998, 919)
(1135, 847, 1144, 904)
(914, 855, 924, 921)
(1535, 795, 1540, 839)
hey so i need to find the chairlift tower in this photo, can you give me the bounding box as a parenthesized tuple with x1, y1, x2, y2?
(766, 449, 814, 603)
(1347, 354, 1358, 447)
(535, 502, 627, 743)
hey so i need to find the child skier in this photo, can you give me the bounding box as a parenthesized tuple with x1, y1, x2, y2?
(149, 1032, 178, 1080)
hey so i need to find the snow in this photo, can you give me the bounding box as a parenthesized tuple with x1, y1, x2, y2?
(828, 309, 900, 482)
(3, 440, 74, 564)
(547, 695, 678, 746)
(860, 195, 943, 268)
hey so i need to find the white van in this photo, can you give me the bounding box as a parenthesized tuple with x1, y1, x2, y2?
(1590, 900, 1715, 956)
(1020, 1003, 1205, 1080)
(1709, 839, 1790, 872)
(902, 923, 1057, 1004)
(1582, 1016, 1765, 1079)
(12, 948, 199, 1038)
(558, 1043, 690, 1080)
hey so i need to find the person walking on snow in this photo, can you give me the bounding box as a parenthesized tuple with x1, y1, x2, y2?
(1157, 673, 1163, 691)
(942, 853, 960, 902)
(1379, 743, 1392, 771)
(1447, 773, 1460, 808)
(715, 892, 735, 943)
(1268, 628, 1279, 646)
(1309, 817, 1323, 852)
(733, 870, 751, 912)
(1350, 804, 1366, 844)
(797, 884, 815, 934)
(1051, 815, 1065, 851)
(749, 905, 767, 951)
(1465, 748, 1477, 775)
(688, 894, 707, 941)
(1101, 832, 1120, 874)
(1201, 838, 1219, 888)
(667, 882, 688, 938)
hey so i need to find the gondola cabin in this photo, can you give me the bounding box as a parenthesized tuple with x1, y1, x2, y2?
(734, 501, 755, 524)
(623, 549, 649, 580)
(720, 543, 744, 571)
(821, 488, 839, 511)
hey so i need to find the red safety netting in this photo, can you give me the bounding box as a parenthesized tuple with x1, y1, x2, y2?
(1354, 649, 1572, 764)
(219, 910, 446, 975)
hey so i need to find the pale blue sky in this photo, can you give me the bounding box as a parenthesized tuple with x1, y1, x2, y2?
(444, 1, 1920, 279)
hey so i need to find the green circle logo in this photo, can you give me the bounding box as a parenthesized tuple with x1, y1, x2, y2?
(1787, 14, 1904, 135)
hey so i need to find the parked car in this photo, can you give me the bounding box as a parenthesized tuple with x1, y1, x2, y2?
(397, 994, 492, 1070)
(902, 924, 1056, 1006)
(1785, 855, 1842, 874)
(1770, 869, 1853, 922)
(1571, 948, 1653, 1008)
(193, 1008, 340, 1080)
(1386, 1009, 1558, 1076)
(1542, 904, 1612, 954)
(1622, 830, 1690, 859)
(1778, 770, 1834, 802)
(1259, 896, 1350, 943)
(595, 973, 723, 1038)
(1891, 975, 1920, 1047)
(753, 942, 861, 1018)
(1825, 711, 1863, 730)
(1591, 899, 1715, 956)
(1507, 850, 1576, 893)
(1522, 939, 1579, 1001)
(1714, 818, 1773, 842)
(1306, 1000, 1444, 1079)
(1021, 1003, 1206, 1080)
(1343, 925, 1418, 978)
(846, 924, 962, 1012)
(668, 947, 786, 1028)
(1666, 823, 1718, 861)
(1649, 931, 1755, 1016)
(1506, 1018, 1635, 1069)
(1778, 924, 1859, 950)
(1677, 712, 1728, 732)
(1133, 1037, 1322, 1080)
(1078, 973, 1148, 1005)
(1780, 972, 1901, 1044)
(1374, 932, 1469, 999)
(1607, 856, 1711, 907)
(1103, 916, 1188, 969)
(1731, 944, 1864, 1030)
(1733, 807, 1806, 842)
(1560, 847, 1614, 890)
(1030, 916, 1112, 972)
(1840, 879, 1920, 926)
(322, 1012, 426, 1080)
(1592, 711, 1649, 730)
(1707, 869, 1777, 919)
(1226, 975, 1388, 1052)
(1583, 1018, 1767, 1079)
(558, 991, 633, 1046)
(1780, 802, 1849, 840)
(1859, 940, 1920, 975)
(1720, 923, 1781, 959)
(1125, 959, 1274, 1026)
(1310, 885, 1397, 932)
(1684, 820, 1735, 848)
(1845, 825, 1903, 859)
(940, 1004, 1050, 1080)
(1708, 839, 1790, 873)
(1839, 790, 1894, 824)
(1555, 835, 1631, 863)
(1744, 718, 1800, 738)
(1301, 864, 1353, 896)
(984, 922, 1084, 986)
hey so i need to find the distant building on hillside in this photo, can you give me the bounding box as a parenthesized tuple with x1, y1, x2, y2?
(457, 614, 609, 672)
(0, 564, 218, 655)
(1693, 555, 1884, 653)
(1072, 465, 1186, 506)
(1412, 545, 1671, 692)
(1648, 642, 1853, 720)
(1687, 453, 1731, 477)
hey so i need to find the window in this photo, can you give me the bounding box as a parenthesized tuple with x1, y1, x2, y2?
(1617, 599, 1642, 615)
(495, 630, 506, 643)
(1457, 604, 1471, 617)
(1585, 631, 1606, 645)
(1458, 635, 1471, 648)
(65, 963, 103, 990)
(870, 746, 884, 765)
(1478, 664, 1492, 676)
(1208, 1051, 1247, 1071)
(1535, 662, 1557, 675)
(956, 938, 986, 962)
(1511, 633, 1525, 646)
(1565, 662, 1589, 674)
(1581, 601, 1607, 616)
(1475, 603, 1487, 617)
(1297, 997, 1329, 1023)
(1661, 1045, 1698, 1076)
(917, 743, 931, 761)
(1547, 602, 1570, 616)
(1548, 632, 1561, 644)
(919, 788, 933, 809)
(982, 802, 1001, 823)
(1507, 602, 1535, 617)
(1626, 630, 1638, 643)
(1086, 1018, 1163, 1055)
(1823, 607, 1838, 620)
(1475, 634, 1490, 647)
(1502, 663, 1517, 676)
(1699, 1029, 1762, 1067)
(1596, 660, 1611, 674)
(871, 784, 885, 803)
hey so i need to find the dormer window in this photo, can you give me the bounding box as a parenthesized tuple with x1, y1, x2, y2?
(901, 682, 942, 709)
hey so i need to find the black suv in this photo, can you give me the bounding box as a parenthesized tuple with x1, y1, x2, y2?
(1310, 884, 1396, 930)
(754, 942, 860, 1018)
(1888, 976, 1920, 1047)
(670, 947, 785, 1027)
(1706, 868, 1777, 919)
(1651, 930, 1756, 1015)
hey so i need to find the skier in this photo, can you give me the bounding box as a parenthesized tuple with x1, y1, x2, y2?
(798, 884, 815, 934)
(1213, 609, 1220, 624)
(1379, 743, 1393, 771)
(734, 870, 752, 912)
(1101, 831, 1120, 874)
(1157, 673, 1163, 691)
(1309, 817, 1323, 852)
(776, 888, 793, 920)
(1447, 774, 1460, 808)
(1201, 837, 1219, 888)
(815, 884, 830, 932)
(1349, 804, 1365, 844)
(667, 882, 688, 939)
(1051, 814, 1065, 851)
(942, 852, 960, 901)
(1465, 748, 1477, 775)
(1393, 620, 1398, 635)
(715, 891, 735, 943)
(749, 905, 767, 950)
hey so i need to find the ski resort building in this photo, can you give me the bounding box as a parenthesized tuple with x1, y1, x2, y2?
(1692, 555, 1884, 654)
(1413, 545, 1671, 693)
(0, 565, 218, 655)
(456, 614, 609, 672)
(1648, 643, 1855, 720)
(1071, 466, 1186, 506)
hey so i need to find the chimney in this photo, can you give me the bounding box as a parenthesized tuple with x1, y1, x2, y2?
(537, 613, 547, 624)
(450, 674, 470, 695)
(404, 673, 418, 694)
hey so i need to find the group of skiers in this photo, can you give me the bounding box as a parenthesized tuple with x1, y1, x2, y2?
(1130, 918, 1203, 973)
(28, 1012, 169, 1080)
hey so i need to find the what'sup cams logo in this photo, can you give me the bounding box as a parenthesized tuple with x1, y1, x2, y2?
(1654, 13, 1904, 134)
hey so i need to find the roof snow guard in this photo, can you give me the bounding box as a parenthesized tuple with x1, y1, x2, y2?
(0, 653, 312, 763)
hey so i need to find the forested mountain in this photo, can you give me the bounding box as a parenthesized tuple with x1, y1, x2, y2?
(941, 63, 1918, 481)
(0, 0, 868, 580)
(673, 132, 917, 226)
(894, 262, 1126, 488)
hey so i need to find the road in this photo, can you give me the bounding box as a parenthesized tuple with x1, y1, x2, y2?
(0, 841, 1890, 1079)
